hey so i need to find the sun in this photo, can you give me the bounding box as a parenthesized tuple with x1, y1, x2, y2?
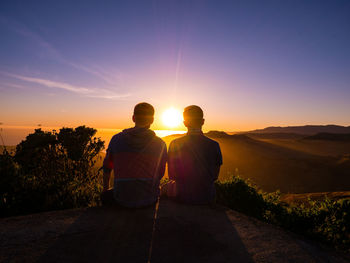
(162, 107, 183, 128)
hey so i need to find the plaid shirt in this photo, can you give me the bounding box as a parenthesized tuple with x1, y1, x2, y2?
(103, 127, 167, 207)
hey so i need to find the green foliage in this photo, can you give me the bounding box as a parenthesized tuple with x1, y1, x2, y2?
(58, 126, 103, 161)
(15, 129, 58, 174)
(0, 149, 22, 213)
(216, 177, 267, 219)
(215, 176, 350, 252)
(1, 126, 104, 217)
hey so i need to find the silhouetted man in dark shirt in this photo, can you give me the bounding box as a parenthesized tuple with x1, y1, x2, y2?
(102, 102, 167, 207)
(168, 105, 222, 204)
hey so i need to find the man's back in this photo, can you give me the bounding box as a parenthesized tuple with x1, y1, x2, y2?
(104, 127, 167, 207)
(168, 133, 222, 204)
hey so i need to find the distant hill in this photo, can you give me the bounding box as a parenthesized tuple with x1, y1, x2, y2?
(246, 133, 305, 140)
(303, 133, 350, 141)
(205, 130, 231, 138)
(163, 130, 350, 193)
(212, 133, 350, 193)
(247, 125, 350, 135)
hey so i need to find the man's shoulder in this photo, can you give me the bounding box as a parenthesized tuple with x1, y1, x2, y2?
(171, 135, 185, 142)
(202, 135, 220, 147)
(169, 134, 220, 148)
(110, 132, 124, 142)
(152, 135, 166, 146)
(169, 135, 188, 146)
(107, 132, 123, 149)
(174, 134, 219, 145)
(111, 129, 165, 144)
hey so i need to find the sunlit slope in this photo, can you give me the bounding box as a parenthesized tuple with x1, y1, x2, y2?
(249, 135, 350, 157)
(163, 132, 350, 193)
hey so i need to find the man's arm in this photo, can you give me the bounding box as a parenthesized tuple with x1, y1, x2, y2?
(157, 142, 167, 181)
(212, 142, 223, 181)
(103, 170, 111, 192)
(168, 141, 177, 181)
(102, 149, 113, 192)
(212, 165, 221, 181)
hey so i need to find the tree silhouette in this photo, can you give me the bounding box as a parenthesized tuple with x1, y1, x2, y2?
(1, 126, 104, 216)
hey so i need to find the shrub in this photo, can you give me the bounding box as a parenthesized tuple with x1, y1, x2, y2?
(215, 176, 350, 252)
(215, 177, 267, 219)
(0, 149, 22, 215)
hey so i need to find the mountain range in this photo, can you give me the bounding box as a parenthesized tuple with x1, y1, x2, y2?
(245, 125, 350, 135)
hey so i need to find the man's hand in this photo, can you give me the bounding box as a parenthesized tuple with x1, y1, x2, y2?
(103, 169, 111, 192)
(102, 148, 113, 192)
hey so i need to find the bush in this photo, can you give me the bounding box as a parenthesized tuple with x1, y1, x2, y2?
(0, 149, 22, 215)
(215, 177, 267, 219)
(1, 126, 104, 217)
(215, 176, 350, 252)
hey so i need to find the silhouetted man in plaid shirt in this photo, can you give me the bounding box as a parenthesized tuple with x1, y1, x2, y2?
(102, 103, 167, 207)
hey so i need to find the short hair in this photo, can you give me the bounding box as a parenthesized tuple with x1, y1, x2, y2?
(133, 102, 154, 124)
(183, 105, 203, 121)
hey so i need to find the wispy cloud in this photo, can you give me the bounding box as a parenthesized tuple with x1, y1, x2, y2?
(1, 83, 28, 90)
(67, 62, 124, 85)
(2, 72, 130, 99)
(0, 16, 130, 100)
(13, 74, 91, 93)
(0, 16, 125, 85)
(0, 15, 61, 60)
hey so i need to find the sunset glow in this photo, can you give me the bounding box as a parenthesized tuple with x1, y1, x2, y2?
(162, 108, 183, 128)
(0, 1, 349, 132)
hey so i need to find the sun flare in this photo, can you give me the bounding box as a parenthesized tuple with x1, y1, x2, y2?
(162, 107, 183, 128)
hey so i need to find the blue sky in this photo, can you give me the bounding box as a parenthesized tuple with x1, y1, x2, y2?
(0, 0, 349, 130)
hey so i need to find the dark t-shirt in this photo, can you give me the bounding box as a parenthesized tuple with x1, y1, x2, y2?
(168, 133, 222, 204)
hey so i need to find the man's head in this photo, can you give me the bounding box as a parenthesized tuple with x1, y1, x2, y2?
(183, 105, 204, 129)
(133, 102, 155, 128)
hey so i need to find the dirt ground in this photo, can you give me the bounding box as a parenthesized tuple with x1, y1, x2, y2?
(0, 199, 349, 263)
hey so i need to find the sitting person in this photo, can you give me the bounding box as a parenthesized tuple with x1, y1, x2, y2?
(167, 105, 222, 204)
(102, 102, 167, 207)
